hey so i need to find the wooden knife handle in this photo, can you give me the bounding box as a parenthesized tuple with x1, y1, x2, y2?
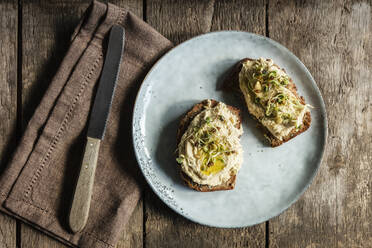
(69, 137, 101, 233)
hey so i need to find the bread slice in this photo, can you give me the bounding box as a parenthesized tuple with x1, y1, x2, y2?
(176, 99, 242, 192)
(223, 58, 311, 147)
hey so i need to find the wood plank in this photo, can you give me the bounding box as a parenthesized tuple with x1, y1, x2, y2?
(268, 0, 372, 247)
(21, 0, 90, 247)
(21, 224, 68, 248)
(109, 1, 144, 248)
(21, 0, 90, 127)
(145, 1, 266, 247)
(0, 1, 18, 248)
(112, 0, 143, 17)
(116, 199, 143, 248)
(20, 0, 143, 247)
(21, 201, 143, 248)
(0, 215, 16, 248)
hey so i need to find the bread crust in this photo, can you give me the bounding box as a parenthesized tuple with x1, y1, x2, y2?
(224, 58, 311, 147)
(176, 99, 242, 191)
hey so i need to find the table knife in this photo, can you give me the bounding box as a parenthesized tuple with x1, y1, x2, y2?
(69, 25, 125, 233)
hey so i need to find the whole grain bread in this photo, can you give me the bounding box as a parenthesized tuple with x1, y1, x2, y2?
(223, 58, 311, 147)
(176, 99, 242, 192)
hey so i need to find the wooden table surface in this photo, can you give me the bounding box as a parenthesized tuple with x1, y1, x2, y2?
(0, 0, 371, 247)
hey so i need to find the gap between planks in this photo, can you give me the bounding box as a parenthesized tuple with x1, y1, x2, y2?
(265, 0, 270, 247)
(16, 0, 23, 246)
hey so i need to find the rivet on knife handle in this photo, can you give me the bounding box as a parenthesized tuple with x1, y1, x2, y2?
(69, 137, 101, 233)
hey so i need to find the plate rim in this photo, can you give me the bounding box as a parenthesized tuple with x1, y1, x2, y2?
(132, 30, 328, 228)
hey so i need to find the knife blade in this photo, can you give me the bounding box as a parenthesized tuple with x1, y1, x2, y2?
(69, 25, 125, 233)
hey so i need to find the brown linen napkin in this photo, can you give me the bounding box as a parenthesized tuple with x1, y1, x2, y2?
(0, 1, 172, 247)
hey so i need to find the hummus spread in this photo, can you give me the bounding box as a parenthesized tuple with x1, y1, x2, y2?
(239, 58, 309, 140)
(176, 101, 243, 186)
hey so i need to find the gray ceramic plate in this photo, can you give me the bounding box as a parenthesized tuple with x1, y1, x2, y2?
(132, 31, 327, 228)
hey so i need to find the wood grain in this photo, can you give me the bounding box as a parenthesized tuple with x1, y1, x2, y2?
(21, 1, 89, 246)
(0, 215, 16, 248)
(20, 0, 143, 247)
(111, 2, 144, 247)
(145, 1, 266, 247)
(0, 1, 18, 248)
(102, 1, 144, 248)
(105, 2, 144, 248)
(268, 0, 372, 247)
(112, 0, 143, 17)
(21, 0, 90, 127)
(21, 224, 67, 248)
(117, 200, 143, 248)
